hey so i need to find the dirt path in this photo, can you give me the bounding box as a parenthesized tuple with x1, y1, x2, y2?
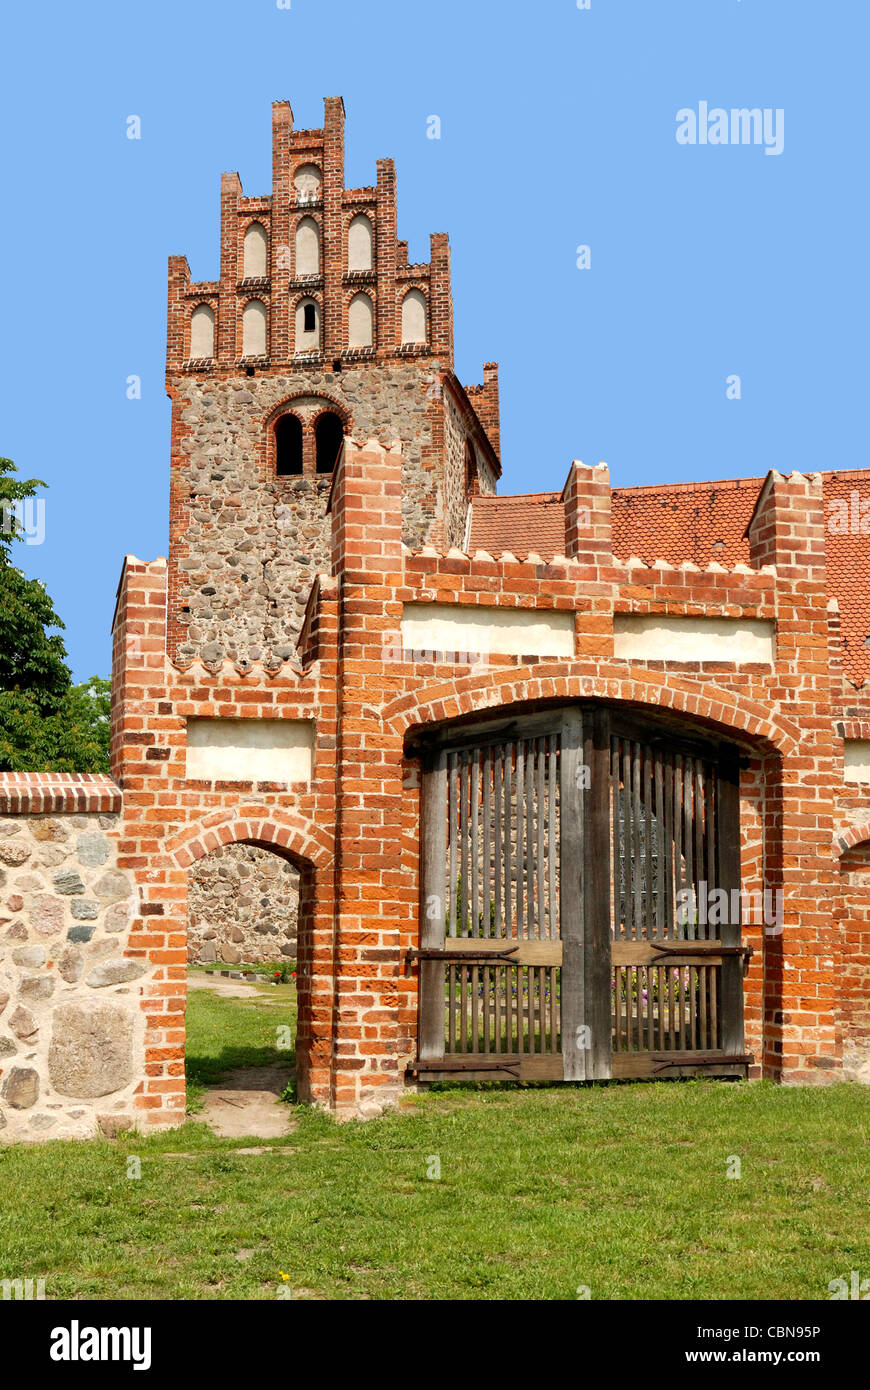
(199, 1063, 296, 1139)
(187, 972, 265, 1000)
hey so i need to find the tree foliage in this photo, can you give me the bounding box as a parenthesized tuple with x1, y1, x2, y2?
(0, 458, 111, 773)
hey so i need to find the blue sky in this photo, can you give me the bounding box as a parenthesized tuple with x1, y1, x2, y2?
(0, 0, 866, 680)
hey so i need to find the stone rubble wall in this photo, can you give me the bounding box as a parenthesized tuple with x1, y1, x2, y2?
(187, 843, 299, 965)
(0, 812, 143, 1143)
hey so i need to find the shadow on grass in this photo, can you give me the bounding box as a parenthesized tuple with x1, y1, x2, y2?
(186, 1043, 296, 1090)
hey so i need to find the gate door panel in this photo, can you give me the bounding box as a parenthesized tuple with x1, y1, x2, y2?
(608, 719, 749, 1078)
(411, 706, 750, 1085)
(414, 713, 580, 1082)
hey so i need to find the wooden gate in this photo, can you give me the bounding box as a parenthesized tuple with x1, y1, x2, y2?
(409, 706, 751, 1084)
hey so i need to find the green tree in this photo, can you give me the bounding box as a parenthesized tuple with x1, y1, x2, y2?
(0, 457, 111, 773)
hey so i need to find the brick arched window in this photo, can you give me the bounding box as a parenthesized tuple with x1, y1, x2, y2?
(276, 414, 303, 476)
(295, 297, 320, 352)
(242, 299, 267, 357)
(243, 222, 268, 278)
(401, 289, 427, 345)
(295, 218, 320, 276)
(348, 292, 374, 349)
(348, 214, 374, 272)
(190, 303, 215, 359)
(315, 412, 345, 475)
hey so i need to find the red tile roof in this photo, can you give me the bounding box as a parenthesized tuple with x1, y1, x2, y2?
(468, 471, 870, 688)
(469, 492, 567, 559)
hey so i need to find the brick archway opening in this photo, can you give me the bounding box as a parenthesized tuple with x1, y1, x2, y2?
(170, 816, 329, 1109)
(184, 838, 311, 1106)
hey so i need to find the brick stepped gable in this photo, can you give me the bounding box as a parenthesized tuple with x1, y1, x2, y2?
(166, 97, 501, 669)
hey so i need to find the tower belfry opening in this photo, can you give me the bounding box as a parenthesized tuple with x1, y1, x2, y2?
(315, 412, 344, 474)
(275, 413, 303, 476)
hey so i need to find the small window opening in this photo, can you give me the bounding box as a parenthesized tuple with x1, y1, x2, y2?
(304, 303, 317, 333)
(465, 442, 479, 495)
(276, 414, 303, 477)
(316, 412, 345, 475)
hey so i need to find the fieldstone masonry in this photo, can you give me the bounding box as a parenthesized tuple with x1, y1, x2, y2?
(188, 844, 299, 965)
(0, 805, 143, 1141)
(172, 365, 462, 666)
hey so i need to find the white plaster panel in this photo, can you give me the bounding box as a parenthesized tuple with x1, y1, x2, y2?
(295, 218, 320, 276)
(348, 292, 374, 348)
(243, 222, 268, 278)
(348, 214, 373, 271)
(844, 741, 870, 785)
(242, 300, 267, 357)
(401, 289, 427, 344)
(401, 603, 575, 658)
(186, 718, 314, 783)
(294, 164, 322, 196)
(190, 304, 215, 358)
(613, 615, 775, 664)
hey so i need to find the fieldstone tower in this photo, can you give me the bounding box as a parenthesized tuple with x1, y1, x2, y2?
(165, 96, 501, 667)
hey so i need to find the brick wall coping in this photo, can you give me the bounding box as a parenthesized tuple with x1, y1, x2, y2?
(0, 773, 122, 815)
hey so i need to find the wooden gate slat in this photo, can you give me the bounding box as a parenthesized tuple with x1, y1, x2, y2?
(654, 750, 665, 940)
(683, 758, 694, 937)
(494, 746, 504, 938)
(664, 751, 675, 939)
(504, 745, 513, 938)
(717, 747, 744, 1056)
(526, 742, 535, 941)
(584, 707, 612, 1078)
(548, 734, 558, 940)
(536, 739, 546, 941)
(483, 746, 492, 939)
(632, 742, 643, 940)
(560, 707, 585, 1081)
(471, 753, 480, 940)
(459, 752, 469, 937)
(673, 752, 683, 936)
(419, 749, 447, 1061)
(516, 740, 525, 940)
(694, 762, 704, 935)
(448, 752, 458, 937)
(639, 750, 647, 945)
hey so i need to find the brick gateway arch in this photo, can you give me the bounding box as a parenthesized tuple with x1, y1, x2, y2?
(2, 96, 868, 1141)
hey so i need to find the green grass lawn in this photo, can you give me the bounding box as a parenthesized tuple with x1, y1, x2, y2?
(184, 977, 298, 1107)
(0, 978, 867, 1301)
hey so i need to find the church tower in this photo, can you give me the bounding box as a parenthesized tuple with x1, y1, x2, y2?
(165, 97, 501, 668)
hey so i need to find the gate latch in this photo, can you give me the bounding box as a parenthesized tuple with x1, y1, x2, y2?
(405, 945, 520, 970)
